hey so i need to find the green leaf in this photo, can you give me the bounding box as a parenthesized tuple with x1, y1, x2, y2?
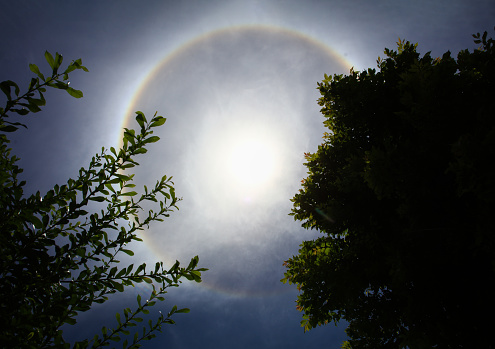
(0, 125, 19, 132)
(112, 281, 125, 292)
(135, 111, 146, 129)
(190, 270, 202, 282)
(29, 215, 43, 229)
(143, 136, 160, 144)
(19, 100, 41, 113)
(64, 64, 77, 75)
(32, 94, 46, 107)
(0, 80, 20, 100)
(45, 51, 55, 69)
(187, 256, 199, 270)
(64, 317, 77, 325)
(12, 108, 30, 115)
(66, 87, 83, 98)
(54, 52, 63, 73)
(53, 81, 69, 90)
(105, 183, 116, 193)
(121, 249, 134, 256)
(175, 308, 190, 314)
(134, 148, 147, 154)
(136, 263, 146, 274)
(71, 58, 90, 72)
(116, 268, 126, 278)
(121, 191, 138, 197)
(89, 196, 106, 202)
(150, 116, 166, 127)
(29, 64, 45, 80)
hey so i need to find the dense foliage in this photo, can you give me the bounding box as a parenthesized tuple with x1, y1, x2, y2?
(282, 30, 495, 348)
(0, 52, 206, 348)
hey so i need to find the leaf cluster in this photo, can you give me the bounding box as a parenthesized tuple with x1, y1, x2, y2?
(0, 51, 87, 132)
(0, 53, 206, 348)
(283, 29, 495, 348)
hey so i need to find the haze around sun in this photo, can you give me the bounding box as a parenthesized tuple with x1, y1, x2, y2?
(126, 27, 350, 295)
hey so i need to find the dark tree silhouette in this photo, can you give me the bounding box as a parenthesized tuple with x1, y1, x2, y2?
(282, 30, 495, 348)
(0, 52, 206, 348)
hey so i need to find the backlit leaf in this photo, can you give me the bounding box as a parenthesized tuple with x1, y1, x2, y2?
(143, 136, 160, 144)
(66, 87, 83, 98)
(45, 51, 55, 69)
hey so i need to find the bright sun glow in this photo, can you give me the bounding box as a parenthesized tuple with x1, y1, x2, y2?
(192, 117, 285, 208)
(227, 139, 276, 186)
(190, 110, 290, 211)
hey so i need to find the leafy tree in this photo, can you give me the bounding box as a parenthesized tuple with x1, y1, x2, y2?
(0, 52, 206, 348)
(282, 29, 495, 348)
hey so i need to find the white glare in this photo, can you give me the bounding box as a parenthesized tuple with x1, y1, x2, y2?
(227, 138, 276, 187)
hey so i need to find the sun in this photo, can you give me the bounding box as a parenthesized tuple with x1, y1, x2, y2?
(189, 116, 286, 207)
(227, 139, 276, 187)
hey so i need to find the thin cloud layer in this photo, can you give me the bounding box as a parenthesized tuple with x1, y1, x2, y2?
(4, 1, 492, 347)
(125, 27, 350, 296)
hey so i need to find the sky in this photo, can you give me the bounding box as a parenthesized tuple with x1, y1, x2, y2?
(1, 1, 494, 348)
